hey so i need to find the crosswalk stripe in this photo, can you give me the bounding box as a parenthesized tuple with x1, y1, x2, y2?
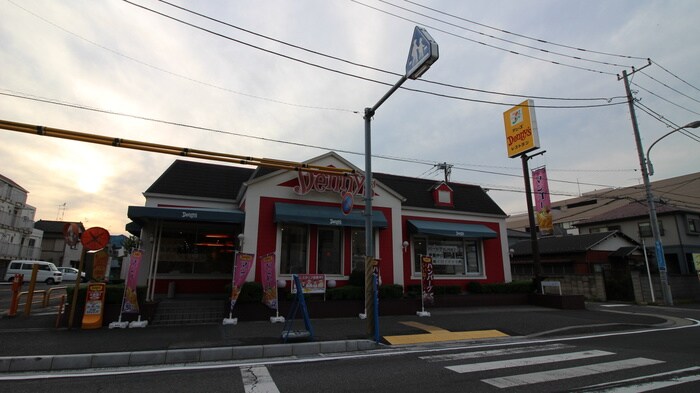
(241, 366, 280, 393)
(579, 366, 700, 392)
(446, 350, 614, 373)
(586, 374, 700, 392)
(420, 343, 572, 362)
(482, 357, 664, 388)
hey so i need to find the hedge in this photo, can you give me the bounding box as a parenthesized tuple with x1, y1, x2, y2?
(66, 284, 148, 306)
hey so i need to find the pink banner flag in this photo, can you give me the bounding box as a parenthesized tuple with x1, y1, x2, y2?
(230, 252, 254, 310)
(532, 166, 553, 235)
(121, 250, 143, 314)
(421, 255, 434, 305)
(259, 253, 278, 310)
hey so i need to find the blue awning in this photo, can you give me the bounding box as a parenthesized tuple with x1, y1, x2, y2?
(127, 206, 245, 225)
(408, 220, 497, 239)
(274, 203, 388, 228)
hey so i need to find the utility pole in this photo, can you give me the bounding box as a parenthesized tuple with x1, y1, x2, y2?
(619, 61, 673, 305)
(436, 162, 453, 183)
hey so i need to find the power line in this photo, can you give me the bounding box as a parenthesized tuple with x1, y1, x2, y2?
(641, 71, 700, 105)
(0, 89, 628, 195)
(351, 0, 624, 76)
(155, 0, 622, 104)
(651, 60, 700, 94)
(402, 0, 648, 61)
(123, 0, 628, 109)
(376, 0, 635, 69)
(632, 82, 700, 116)
(634, 101, 700, 143)
(6, 0, 359, 115)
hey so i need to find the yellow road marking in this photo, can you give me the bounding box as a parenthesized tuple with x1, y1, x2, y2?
(383, 322, 509, 345)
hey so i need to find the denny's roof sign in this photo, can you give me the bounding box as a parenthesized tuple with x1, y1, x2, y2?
(503, 99, 540, 158)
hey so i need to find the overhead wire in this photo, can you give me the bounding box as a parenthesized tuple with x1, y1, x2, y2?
(122, 0, 628, 109)
(376, 0, 635, 69)
(0, 89, 626, 194)
(402, 0, 648, 61)
(154, 0, 621, 104)
(5, 0, 358, 115)
(351, 0, 622, 76)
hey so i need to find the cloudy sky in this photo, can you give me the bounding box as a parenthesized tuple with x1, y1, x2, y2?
(1, 0, 699, 236)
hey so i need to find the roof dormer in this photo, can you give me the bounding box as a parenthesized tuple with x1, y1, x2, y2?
(431, 182, 454, 208)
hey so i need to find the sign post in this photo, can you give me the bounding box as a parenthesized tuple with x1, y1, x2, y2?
(363, 26, 438, 340)
(503, 101, 545, 291)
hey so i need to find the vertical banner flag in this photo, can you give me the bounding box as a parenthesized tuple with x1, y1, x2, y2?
(121, 249, 143, 314)
(230, 253, 254, 310)
(532, 166, 553, 235)
(259, 253, 278, 310)
(421, 255, 435, 305)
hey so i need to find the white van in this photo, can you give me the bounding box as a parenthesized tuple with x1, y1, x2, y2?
(3, 260, 63, 284)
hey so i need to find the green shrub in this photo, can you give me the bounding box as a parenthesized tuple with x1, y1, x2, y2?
(66, 284, 147, 306)
(224, 282, 263, 303)
(467, 281, 483, 293)
(348, 269, 365, 288)
(379, 284, 404, 299)
(327, 285, 364, 300)
(473, 280, 534, 294)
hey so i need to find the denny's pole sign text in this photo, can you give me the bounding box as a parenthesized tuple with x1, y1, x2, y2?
(503, 99, 540, 158)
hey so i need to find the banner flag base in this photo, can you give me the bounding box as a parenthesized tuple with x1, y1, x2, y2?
(129, 315, 148, 328)
(223, 312, 238, 325)
(416, 310, 431, 317)
(270, 315, 285, 323)
(109, 315, 129, 329)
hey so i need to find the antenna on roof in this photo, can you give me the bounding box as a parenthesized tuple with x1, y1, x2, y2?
(56, 203, 66, 220)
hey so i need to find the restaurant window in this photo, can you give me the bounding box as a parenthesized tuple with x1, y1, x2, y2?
(351, 228, 365, 272)
(412, 236, 484, 276)
(280, 224, 308, 274)
(317, 227, 342, 275)
(156, 222, 238, 276)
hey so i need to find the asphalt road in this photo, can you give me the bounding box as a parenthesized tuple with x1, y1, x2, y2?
(3, 305, 700, 392)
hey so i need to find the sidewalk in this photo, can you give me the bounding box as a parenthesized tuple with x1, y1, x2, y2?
(0, 303, 679, 373)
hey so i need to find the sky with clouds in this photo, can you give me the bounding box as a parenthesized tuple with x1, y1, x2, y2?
(1, 0, 699, 236)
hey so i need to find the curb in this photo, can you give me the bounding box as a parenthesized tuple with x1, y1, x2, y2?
(0, 339, 380, 373)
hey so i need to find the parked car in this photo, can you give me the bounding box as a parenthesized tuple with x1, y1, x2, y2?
(57, 267, 86, 283)
(4, 260, 63, 284)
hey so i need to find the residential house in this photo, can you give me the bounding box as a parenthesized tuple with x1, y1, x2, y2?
(34, 220, 85, 268)
(0, 173, 42, 271)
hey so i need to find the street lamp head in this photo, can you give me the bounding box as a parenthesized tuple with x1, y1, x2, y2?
(684, 120, 700, 129)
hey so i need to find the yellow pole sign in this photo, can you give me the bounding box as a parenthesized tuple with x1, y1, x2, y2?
(503, 99, 540, 158)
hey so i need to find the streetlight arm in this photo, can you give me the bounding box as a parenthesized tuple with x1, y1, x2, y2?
(646, 120, 700, 175)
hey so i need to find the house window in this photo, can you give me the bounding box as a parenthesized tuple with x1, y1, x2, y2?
(438, 190, 451, 204)
(638, 221, 665, 238)
(317, 227, 342, 275)
(687, 215, 700, 234)
(280, 224, 308, 274)
(412, 236, 484, 276)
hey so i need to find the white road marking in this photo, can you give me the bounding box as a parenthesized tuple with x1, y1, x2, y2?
(579, 366, 700, 392)
(482, 357, 664, 388)
(446, 350, 614, 373)
(420, 343, 572, 362)
(241, 366, 280, 393)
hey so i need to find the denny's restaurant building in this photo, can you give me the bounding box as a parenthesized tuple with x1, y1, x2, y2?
(126, 152, 511, 299)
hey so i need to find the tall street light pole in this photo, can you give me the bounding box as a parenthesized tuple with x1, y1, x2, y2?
(364, 27, 438, 341)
